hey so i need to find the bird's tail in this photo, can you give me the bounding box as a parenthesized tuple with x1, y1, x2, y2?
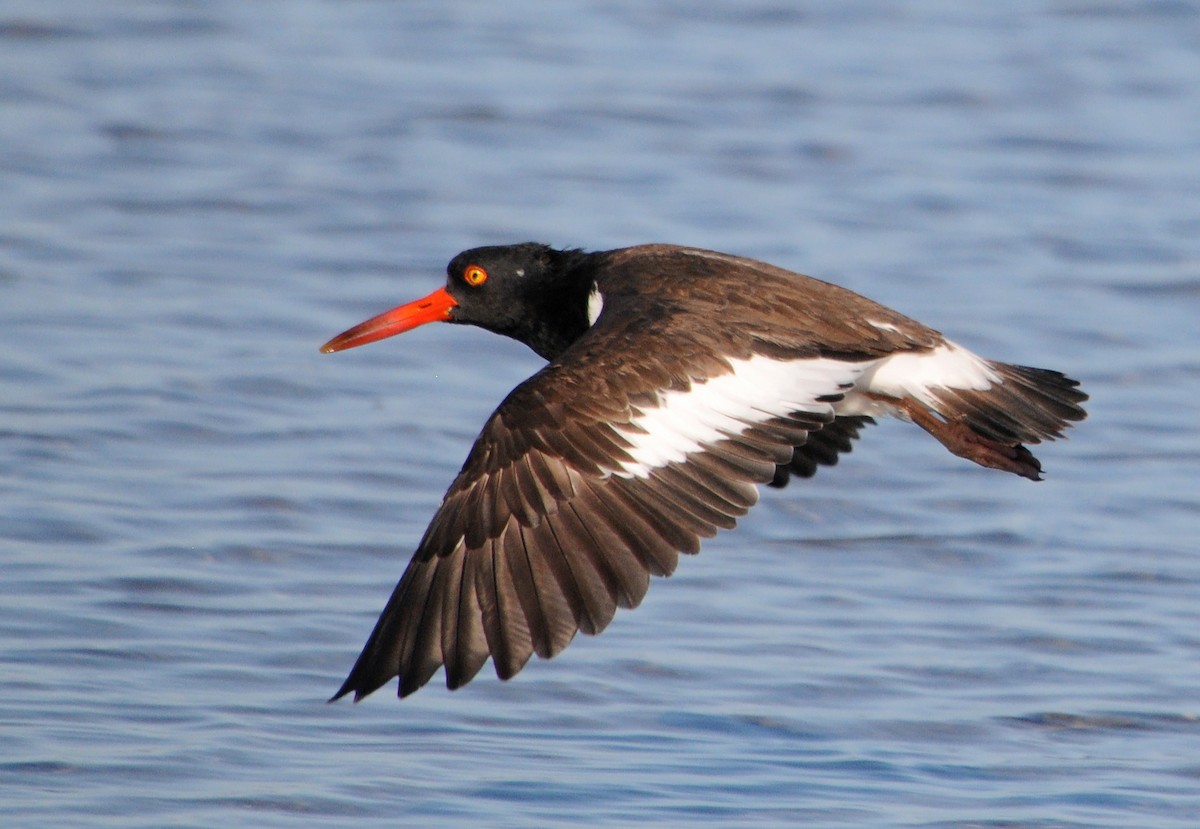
(899, 362, 1088, 480)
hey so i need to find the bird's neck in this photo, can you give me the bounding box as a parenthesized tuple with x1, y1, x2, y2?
(517, 248, 601, 361)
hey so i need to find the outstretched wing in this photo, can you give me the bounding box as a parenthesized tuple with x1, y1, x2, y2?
(332, 323, 869, 700)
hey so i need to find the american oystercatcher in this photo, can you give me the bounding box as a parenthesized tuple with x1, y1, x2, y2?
(322, 243, 1087, 700)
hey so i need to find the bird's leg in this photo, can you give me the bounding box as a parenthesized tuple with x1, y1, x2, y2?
(892, 397, 1043, 481)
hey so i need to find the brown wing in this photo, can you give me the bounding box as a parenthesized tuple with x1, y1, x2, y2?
(330, 249, 955, 701)
(331, 321, 862, 700)
(599, 245, 944, 358)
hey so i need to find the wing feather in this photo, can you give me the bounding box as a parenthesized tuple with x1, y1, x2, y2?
(332, 317, 869, 700)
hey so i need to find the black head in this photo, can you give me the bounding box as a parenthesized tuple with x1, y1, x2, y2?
(442, 243, 596, 360)
(320, 243, 597, 361)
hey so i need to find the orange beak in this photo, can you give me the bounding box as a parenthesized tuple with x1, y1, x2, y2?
(320, 286, 458, 353)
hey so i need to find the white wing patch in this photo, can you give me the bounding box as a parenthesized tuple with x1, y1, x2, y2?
(604, 342, 1002, 479)
(859, 340, 1000, 408)
(611, 355, 863, 478)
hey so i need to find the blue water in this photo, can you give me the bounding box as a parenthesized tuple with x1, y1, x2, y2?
(3, 1, 1199, 826)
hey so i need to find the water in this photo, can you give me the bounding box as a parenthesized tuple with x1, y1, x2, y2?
(2, 1, 1199, 826)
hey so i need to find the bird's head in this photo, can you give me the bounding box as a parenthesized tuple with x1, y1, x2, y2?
(321, 243, 595, 360)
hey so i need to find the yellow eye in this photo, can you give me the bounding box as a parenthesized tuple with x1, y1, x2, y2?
(463, 264, 488, 287)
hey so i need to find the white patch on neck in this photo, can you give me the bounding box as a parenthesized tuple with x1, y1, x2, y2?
(587, 284, 604, 326)
(612, 355, 863, 478)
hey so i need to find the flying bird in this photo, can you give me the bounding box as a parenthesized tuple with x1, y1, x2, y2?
(322, 243, 1087, 700)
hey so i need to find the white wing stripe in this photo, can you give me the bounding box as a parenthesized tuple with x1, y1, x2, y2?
(611, 355, 862, 478)
(607, 342, 1006, 479)
(861, 340, 1000, 408)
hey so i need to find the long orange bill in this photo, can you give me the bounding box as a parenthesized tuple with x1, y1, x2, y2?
(320, 286, 458, 353)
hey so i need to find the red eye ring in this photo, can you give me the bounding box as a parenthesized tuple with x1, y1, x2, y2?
(463, 265, 488, 286)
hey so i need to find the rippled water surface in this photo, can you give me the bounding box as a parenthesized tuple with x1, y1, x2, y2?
(3, 2, 1200, 827)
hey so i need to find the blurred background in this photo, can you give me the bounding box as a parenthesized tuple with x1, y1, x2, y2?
(2, 2, 1199, 827)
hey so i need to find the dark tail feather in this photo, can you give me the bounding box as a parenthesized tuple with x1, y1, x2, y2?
(905, 363, 1087, 481)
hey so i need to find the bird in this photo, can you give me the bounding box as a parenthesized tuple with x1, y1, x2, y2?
(321, 243, 1087, 701)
